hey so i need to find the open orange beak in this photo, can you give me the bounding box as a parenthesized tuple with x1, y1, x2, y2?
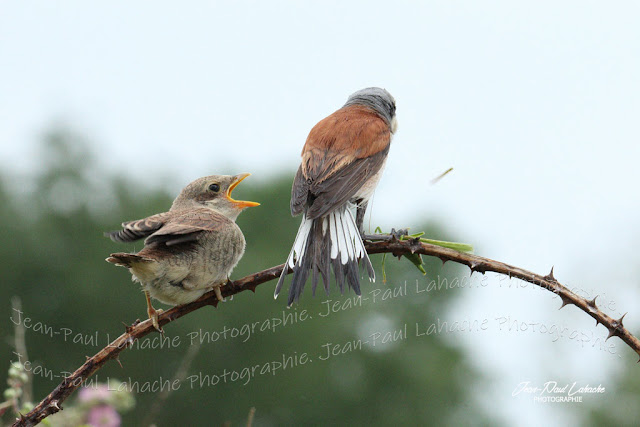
(226, 173, 260, 209)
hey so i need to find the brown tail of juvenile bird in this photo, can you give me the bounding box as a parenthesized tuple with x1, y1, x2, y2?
(106, 253, 153, 268)
(274, 207, 374, 306)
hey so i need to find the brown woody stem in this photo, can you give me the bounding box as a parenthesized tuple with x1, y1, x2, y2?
(12, 237, 640, 426)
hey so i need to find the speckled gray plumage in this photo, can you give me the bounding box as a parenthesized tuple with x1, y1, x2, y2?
(106, 174, 257, 310)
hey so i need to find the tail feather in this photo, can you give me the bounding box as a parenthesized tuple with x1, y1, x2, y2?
(320, 240, 331, 294)
(332, 257, 345, 293)
(106, 252, 153, 268)
(345, 258, 361, 295)
(311, 262, 320, 296)
(274, 207, 374, 306)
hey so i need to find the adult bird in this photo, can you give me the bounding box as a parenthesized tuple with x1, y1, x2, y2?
(275, 87, 397, 306)
(105, 174, 259, 331)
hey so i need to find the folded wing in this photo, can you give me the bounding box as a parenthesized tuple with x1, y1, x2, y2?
(105, 212, 171, 243)
(106, 209, 229, 246)
(145, 209, 229, 246)
(291, 105, 391, 219)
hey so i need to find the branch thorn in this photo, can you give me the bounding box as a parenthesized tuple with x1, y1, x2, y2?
(559, 295, 573, 309)
(409, 237, 421, 254)
(49, 400, 61, 411)
(618, 313, 627, 328)
(544, 266, 556, 281)
(469, 261, 486, 274)
(606, 314, 626, 341)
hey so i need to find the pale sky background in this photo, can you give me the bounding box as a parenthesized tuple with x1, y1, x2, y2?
(1, 1, 639, 425)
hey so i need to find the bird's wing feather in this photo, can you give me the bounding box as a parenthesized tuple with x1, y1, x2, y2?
(105, 212, 171, 242)
(292, 105, 391, 219)
(291, 167, 309, 216)
(145, 209, 230, 246)
(304, 148, 389, 219)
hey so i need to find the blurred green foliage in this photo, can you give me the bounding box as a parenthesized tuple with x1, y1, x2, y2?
(0, 129, 499, 426)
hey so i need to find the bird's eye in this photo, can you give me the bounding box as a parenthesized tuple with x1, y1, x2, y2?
(208, 183, 220, 192)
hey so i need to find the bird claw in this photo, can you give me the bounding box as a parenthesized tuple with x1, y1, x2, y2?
(390, 228, 409, 241)
(148, 307, 164, 333)
(144, 291, 163, 333)
(214, 286, 225, 302)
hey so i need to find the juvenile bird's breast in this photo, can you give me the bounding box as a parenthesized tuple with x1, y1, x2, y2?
(170, 221, 246, 293)
(140, 221, 246, 305)
(199, 222, 246, 277)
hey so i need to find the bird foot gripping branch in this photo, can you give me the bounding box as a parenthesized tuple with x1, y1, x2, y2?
(362, 227, 474, 280)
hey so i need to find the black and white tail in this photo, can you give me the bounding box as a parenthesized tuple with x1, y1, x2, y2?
(274, 206, 374, 306)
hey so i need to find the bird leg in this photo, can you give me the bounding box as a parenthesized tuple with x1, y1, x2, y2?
(390, 228, 409, 240)
(213, 277, 234, 302)
(214, 286, 224, 302)
(355, 199, 368, 236)
(211, 280, 228, 303)
(145, 291, 163, 333)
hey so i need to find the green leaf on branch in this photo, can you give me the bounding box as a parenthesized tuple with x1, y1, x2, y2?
(374, 227, 389, 283)
(396, 233, 473, 253)
(416, 238, 473, 253)
(404, 252, 427, 275)
(371, 227, 472, 278)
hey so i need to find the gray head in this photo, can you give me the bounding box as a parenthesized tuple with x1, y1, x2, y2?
(171, 173, 260, 220)
(344, 87, 397, 132)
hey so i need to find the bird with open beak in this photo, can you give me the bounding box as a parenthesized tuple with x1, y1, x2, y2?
(275, 87, 397, 306)
(105, 173, 259, 331)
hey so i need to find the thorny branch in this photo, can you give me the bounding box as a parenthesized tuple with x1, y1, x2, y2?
(13, 235, 640, 426)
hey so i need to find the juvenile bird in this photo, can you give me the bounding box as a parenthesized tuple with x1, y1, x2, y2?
(105, 173, 259, 331)
(275, 87, 397, 305)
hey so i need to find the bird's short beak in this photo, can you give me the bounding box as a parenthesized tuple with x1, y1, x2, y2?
(226, 173, 260, 209)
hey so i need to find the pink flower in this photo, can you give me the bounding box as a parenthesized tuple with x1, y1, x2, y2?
(87, 405, 121, 427)
(78, 384, 112, 403)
